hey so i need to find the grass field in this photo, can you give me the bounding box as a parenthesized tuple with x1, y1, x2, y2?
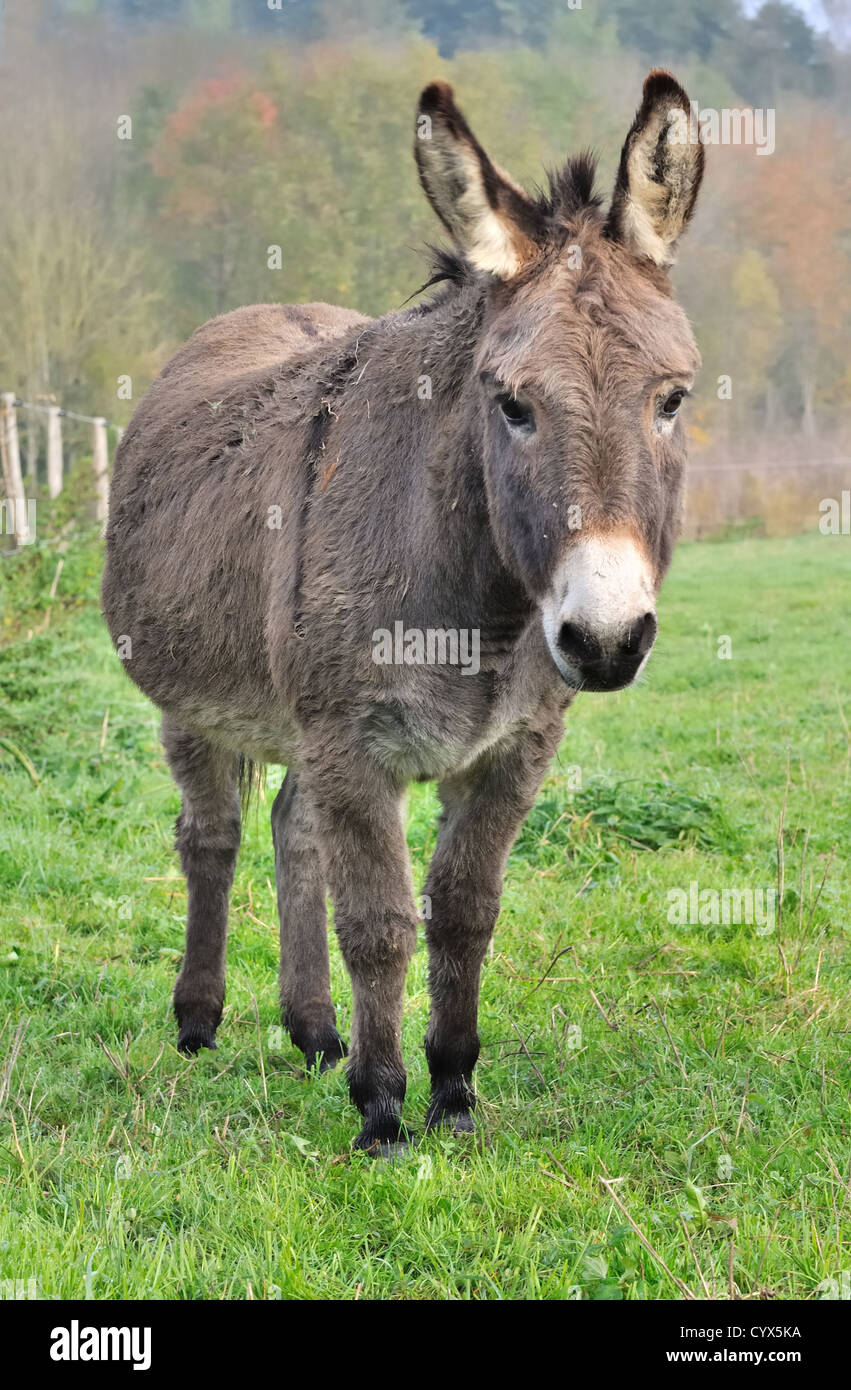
(0, 527, 849, 1301)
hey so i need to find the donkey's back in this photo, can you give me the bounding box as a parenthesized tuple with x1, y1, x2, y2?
(145, 301, 368, 399)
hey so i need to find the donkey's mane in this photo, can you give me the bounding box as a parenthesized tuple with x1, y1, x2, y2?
(416, 154, 602, 306)
(534, 152, 602, 223)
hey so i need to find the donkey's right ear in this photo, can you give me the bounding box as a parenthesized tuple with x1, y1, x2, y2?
(414, 82, 541, 280)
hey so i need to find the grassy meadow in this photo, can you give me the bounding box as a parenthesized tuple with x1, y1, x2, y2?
(0, 527, 849, 1300)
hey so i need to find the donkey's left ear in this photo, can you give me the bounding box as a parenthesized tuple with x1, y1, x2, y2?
(607, 70, 704, 268)
(414, 81, 542, 279)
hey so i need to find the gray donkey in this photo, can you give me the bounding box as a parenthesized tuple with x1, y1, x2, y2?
(102, 71, 704, 1154)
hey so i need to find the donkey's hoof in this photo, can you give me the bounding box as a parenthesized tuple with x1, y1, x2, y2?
(357, 1136, 417, 1161)
(353, 1122, 416, 1158)
(177, 1023, 218, 1055)
(303, 1030, 348, 1076)
(375, 1139, 417, 1161)
(314, 1049, 344, 1075)
(425, 1105, 475, 1136)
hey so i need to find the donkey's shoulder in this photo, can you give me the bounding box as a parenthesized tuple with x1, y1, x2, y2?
(168, 301, 372, 384)
(186, 301, 369, 369)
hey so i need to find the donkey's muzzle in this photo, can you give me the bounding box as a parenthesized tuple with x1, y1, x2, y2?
(556, 611, 657, 691)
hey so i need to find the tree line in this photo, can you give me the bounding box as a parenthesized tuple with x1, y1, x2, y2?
(1, 0, 847, 461)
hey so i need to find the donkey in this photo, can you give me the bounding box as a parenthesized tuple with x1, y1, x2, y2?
(102, 71, 704, 1154)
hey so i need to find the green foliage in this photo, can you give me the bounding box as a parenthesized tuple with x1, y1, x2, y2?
(514, 775, 734, 878)
(13, 0, 844, 447)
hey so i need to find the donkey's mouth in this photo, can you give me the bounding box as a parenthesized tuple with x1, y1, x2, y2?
(549, 656, 648, 693)
(543, 627, 653, 693)
(567, 655, 648, 693)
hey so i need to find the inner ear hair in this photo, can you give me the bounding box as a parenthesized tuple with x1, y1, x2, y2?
(415, 81, 543, 280)
(607, 70, 704, 268)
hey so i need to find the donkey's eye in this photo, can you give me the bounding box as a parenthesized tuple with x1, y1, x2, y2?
(497, 393, 535, 432)
(659, 389, 687, 419)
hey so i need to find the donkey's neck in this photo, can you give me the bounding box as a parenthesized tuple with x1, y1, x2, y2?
(355, 285, 534, 638)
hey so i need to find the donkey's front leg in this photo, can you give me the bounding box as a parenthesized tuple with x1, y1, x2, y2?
(302, 750, 417, 1154)
(424, 722, 562, 1133)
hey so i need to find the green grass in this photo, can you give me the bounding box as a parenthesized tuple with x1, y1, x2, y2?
(0, 529, 849, 1301)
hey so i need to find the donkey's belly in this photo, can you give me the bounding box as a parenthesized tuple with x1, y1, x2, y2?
(164, 697, 302, 765)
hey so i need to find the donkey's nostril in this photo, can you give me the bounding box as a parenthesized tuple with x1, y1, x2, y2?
(557, 621, 603, 665)
(622, 611, 657, 659)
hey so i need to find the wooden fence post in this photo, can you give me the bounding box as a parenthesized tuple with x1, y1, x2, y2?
(0, 391, 30, 545)
(25, 405, 38, 480)
(47, 406, 63, 499)
(93, 416, 109, 522)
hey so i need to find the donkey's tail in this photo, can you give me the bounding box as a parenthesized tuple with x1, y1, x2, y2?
(238, 756, 267, 815)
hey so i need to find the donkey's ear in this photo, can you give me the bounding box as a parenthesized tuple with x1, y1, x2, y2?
(607, 70, 704, 268)
(414, 82, 541, 279)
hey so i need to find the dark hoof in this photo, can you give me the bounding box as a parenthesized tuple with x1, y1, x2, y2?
(177, 1023, 218, 1055)
(355, 1133, 418, 1160)
(425, 1107, 475, 1136)
(303, 1030, 348, 1076)
(375, 1139, 417, 1161)
(353, 1118, 416, 1157)
(175, 992, 222, 1056)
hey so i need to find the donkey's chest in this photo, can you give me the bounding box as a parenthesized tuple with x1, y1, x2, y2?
(358, 667, 547, 781)
(362, 704, 514, 781)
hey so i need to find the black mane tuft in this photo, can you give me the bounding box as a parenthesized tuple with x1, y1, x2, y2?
(412, 154, 602, 304)
(407, 245, 471, 306)
(534, 152, 602, 223)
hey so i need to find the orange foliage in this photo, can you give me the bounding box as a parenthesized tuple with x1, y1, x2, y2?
(151, 71, 278, 181)
(743, 115, 850, 338)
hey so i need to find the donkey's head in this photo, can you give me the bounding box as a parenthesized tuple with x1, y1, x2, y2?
(415, 73, 704, 692)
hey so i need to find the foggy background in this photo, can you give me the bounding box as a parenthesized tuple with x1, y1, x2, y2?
(1, 0, 849, 537)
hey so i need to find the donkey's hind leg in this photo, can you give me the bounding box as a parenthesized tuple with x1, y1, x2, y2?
(271, 770, 346, 1073)
(162, 715, 241, 1054)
